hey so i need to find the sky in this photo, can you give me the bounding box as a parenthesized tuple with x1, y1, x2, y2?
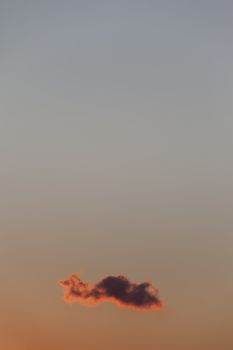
(0, 1, 233, 349)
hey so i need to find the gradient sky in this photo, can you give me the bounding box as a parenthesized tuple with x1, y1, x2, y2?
(1, 1, 233, 349)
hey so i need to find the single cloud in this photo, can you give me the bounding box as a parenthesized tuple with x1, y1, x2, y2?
(59, 274, 163, 311)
